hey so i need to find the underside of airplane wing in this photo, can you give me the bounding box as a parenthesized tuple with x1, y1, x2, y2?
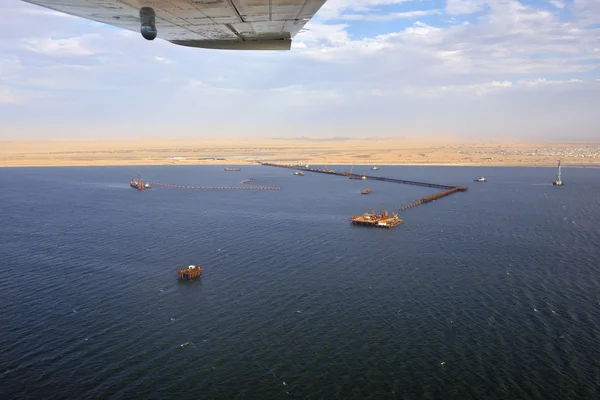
(21, 0, 328, 50)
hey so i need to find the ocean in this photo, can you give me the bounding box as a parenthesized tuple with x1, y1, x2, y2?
(1, 165, 599, 399)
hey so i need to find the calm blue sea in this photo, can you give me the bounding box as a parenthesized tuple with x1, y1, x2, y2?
(1, 165, 600, 399)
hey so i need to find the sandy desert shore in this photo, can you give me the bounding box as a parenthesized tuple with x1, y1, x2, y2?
(1, 138, 599, 168)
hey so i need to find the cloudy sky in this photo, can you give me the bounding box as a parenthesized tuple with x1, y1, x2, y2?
(1, 0, 599, 140)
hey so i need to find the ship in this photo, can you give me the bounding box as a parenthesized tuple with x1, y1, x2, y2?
(553, 160, 563, 186)
(361, 188, 372, 194)
(224, 167, 241, 171)
(371, 166, 379, 171)
(130, 172, 150, 190)
(294, 171, 304, 176)
(474, 177, 487, 182)
(349, 175, 367, 180)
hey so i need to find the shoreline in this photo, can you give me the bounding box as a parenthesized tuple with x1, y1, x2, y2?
(2, 139, 599, 169)
(2, 162, 600, 168)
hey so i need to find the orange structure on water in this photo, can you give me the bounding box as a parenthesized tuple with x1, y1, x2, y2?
(351, 209, 402, 228)
(130, 172, 151, 190)
(177, 265, 203, 280)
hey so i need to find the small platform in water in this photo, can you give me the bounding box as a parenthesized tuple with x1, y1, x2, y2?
(177, 265, 202, 280)
(351, 209, 402, 229)
(553, 160, 563, 186)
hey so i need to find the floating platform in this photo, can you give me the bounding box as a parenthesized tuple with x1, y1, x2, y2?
(224, 168, 241, 171)
(177, 265, 202, 280)
(130, 172, 151, 190)
(351, 210, 402, 228)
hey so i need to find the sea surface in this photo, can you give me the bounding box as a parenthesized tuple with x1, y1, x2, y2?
(1, 165, 600, 399)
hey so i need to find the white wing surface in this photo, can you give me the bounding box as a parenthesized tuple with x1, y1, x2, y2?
(21, 0, 328, 50)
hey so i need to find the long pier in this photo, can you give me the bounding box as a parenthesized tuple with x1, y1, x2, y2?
(259, 162, 466, 211)
(147, 178, 280, 191)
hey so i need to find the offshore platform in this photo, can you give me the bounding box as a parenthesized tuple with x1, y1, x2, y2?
(130, 172, 151, 190)
(553, 160, 563, 186)
(351, 210, 402, 228)
(177, 265, 202, 280)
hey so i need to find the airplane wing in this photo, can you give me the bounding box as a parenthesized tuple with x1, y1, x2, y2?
(20, 0, 328, 50)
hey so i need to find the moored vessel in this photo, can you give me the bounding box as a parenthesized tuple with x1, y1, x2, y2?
(130, 172, 150, 190)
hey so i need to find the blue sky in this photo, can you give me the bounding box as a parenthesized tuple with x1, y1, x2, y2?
(0, 0, 599, 140)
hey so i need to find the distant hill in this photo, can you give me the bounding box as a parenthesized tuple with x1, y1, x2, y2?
(271, 136, 402, 142)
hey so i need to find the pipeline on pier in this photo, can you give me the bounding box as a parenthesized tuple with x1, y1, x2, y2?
(398, 186, 467, 211)
(259, 162, 467, 212)
(147, 178, 280, 191)
(259, 162, 455, 190)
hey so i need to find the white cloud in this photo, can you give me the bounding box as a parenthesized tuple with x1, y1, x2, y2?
(184, 80, 245, 95)
(340, 10, 441, 21)
(1, 0, 599, 140)
(408, 78, 587, 97)
(22, 36, 98, 56)
(269, 85, 345, 105)
(446, 0, 486, 15)
(0, 57, 22, 77)
(22, 8, 78, 18)
(549, 0, 566, 8)
(316, 0, 422, 21)
(0, 86, 22, 104)
(154, 56, 173, 64)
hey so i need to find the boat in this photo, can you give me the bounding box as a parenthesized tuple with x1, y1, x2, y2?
(224, 167, 241, 171)
(553, 160, 563, 186)
(474, 177, 487, 182)
(293, 171, 304, 176)
(361, 188, 372, 194)
(349, 175, 367, 180)
(130, 172, 150, 190)
(371, 166, 379, 171)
